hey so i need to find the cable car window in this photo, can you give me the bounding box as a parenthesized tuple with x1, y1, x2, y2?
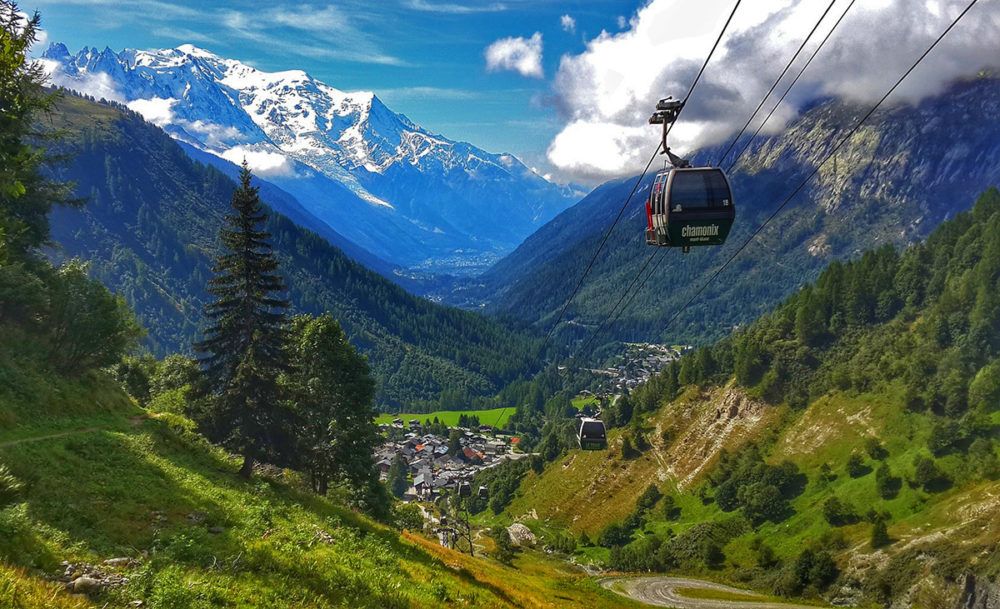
(670, 170, 730, 209)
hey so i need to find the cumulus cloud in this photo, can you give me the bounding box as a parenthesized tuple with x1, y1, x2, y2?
(560, 14, 576, 33)
(548, 0, 1000, 180)
(485, 32, 544, 78)
(220, 146, 296, 177)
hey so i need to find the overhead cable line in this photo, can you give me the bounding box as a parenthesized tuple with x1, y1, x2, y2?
(576, 0, 853, 355)
(715, 0, 838, 168)
(725, 0, 859, 172)
(540, 0, 743, 349)
(492, 0, 744, 430)
(659, 0, 981, 338)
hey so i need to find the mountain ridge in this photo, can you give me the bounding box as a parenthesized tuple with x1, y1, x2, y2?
(44, 92, 547, 407)
(467, 74, 1000, 351)
(41, 42, 579, 274)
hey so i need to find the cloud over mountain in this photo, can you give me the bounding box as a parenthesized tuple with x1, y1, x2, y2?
(548, 0, 1000, 180)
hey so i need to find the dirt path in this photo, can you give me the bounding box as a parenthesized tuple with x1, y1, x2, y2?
(601, 577, 823, 609)
(0, 427, 103, 448)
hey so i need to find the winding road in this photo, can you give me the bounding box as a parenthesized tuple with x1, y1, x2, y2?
(601, 577, 822, 609)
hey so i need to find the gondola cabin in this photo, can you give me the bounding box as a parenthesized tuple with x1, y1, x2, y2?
(577, 417, 607, 450)
(645, 167, 735, 250)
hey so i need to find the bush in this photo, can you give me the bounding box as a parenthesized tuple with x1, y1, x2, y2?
(661, 494, 681, 520)
(598, 522, 631, 548)
(46, 261, 143, 374)
(846, 453, 869, 478)
(738, 482, 787, 525)
(875, 463, 901, 499)
(912, 455, 951, 492)
(871, 519, 890, 548)
(864, 438, 888, 460)
(392, 503, 424, 531)
(491, 526, 514, 564)
(822, 496, 857, 526)
(0, 464, 23, 509)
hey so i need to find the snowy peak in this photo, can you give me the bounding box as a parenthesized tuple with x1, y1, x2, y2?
(42, 43, 577, 273)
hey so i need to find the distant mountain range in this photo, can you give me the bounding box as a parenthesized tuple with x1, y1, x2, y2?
(42, 43, 579, 274)
(457, 75, 1000, 351)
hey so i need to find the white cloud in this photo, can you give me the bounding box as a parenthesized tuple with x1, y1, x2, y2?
(485, 32, 544, 79)
(220, 146, 296, 177)
(380, 86, 481, 100)
(127, 97, 176, 127)
(548, 0, 1000, 180)
(560, 14, 576, 34)
(405, 0, 507, 13)
(41, 60, 124, 102)
(616, 15, 628, 29)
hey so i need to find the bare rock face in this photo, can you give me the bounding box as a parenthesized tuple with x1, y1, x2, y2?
(507, 523, 536, 547)
(958, 575, 1000, 609)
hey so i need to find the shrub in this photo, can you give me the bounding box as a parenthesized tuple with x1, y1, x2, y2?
(846, 453, 868, 478)
(874, 463, 901, 499)
(661, 494, 680, 520)
(491, 526, 514, 564)
(912, 455, 951, 492)
(738, 482, 787, 525)
(46, 261, 143, 374)
(864, 438, 888, 460)
(871, 519, 890, 548)
(822, 496, 857, 526)
(392, 503, 424, 531)
(598, 522, 631, 548)
(0, 464, 23, 509)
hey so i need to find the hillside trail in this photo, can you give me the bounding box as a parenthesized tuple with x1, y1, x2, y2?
(0, 416, 144, 448)
(600, 577, 825, 609)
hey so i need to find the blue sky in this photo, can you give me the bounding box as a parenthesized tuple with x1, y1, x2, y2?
(28, 0, 643, 176)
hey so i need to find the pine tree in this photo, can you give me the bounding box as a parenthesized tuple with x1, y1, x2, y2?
(387, 453, 408, 498)
(194, 163, 291, 479)
(0, 2, 73, 260)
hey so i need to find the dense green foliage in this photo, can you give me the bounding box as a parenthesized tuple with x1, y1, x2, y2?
(644, 189, 1000, 462)
(285, 314, 381, 500)
(45, 92, 547, 407)
(193, 165, 292, 478)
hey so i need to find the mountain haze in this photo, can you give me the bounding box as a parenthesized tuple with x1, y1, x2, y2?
(41, 43, 578, 274)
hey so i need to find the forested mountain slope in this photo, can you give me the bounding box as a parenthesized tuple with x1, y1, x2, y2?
(44, 93, 545, 407)
(473, 75, 1000, 351)
(500, 189, 1000, 606)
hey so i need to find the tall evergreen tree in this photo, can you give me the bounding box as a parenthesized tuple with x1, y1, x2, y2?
(0, 3, 72, 260)
(194, 163, 291, 479)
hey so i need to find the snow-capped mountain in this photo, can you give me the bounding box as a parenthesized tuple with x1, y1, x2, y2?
(41, 43, 579, 273)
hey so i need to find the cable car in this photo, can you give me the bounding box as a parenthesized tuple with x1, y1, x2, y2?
(477, 485, 489, 499)
(458, 482, 472, 498)
(645, 97, 735, 252)
(577, 418, 607, 450)
(645, 167, 735, 250)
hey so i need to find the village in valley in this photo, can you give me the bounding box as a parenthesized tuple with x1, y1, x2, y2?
(373, 343, 688, 507)
(583, 343, 690, 394)
(374, 417, 526, 503)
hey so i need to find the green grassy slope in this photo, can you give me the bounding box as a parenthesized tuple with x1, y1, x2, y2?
(0, 336, 519, 608)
